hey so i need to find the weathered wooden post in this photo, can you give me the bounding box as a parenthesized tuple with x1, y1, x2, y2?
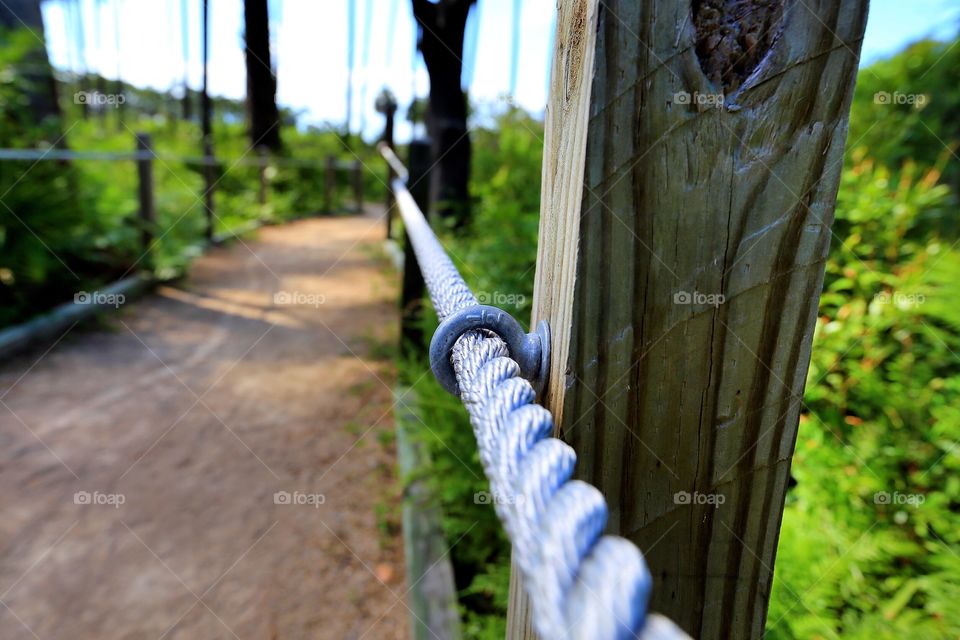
(399, 140, 431, 360)
(325, 155, 336, 214)
(512, 0, 869, 638)
(376, 88, 398, 238)
(135, 132, 155, 270)
(201, 150, 216, 242)
(257, 146, 268, 208)
(352, 159, 364, 213)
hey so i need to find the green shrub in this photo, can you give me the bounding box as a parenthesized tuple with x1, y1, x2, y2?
(401, 39, 960, 638)
(768, 154, 960, 640)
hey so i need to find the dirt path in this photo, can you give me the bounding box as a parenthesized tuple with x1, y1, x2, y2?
(0, 212, 409, 639)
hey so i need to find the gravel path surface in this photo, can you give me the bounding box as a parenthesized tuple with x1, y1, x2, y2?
(0, 212, 409, 640)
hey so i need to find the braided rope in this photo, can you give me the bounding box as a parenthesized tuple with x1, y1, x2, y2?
(388, 160, 689, 639)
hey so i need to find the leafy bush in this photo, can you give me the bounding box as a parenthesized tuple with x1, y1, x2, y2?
(848, 38, 960, 197)
(768, 156, 960, 639)
(768, 33, 960, 638)
(401, 37, 960, 639)
(0, 28, 108, 327)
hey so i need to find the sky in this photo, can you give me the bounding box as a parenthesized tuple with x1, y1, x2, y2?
(40, 0, 960, 143)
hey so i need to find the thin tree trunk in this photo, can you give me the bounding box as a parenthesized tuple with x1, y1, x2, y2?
(243, 0, 281, 150)
(112, 0, 124, 123)
(201, 0, 215, 241)
(181, 0, 192, 121)
(411, 0, 472, 229)
(0, 0, 62, 134)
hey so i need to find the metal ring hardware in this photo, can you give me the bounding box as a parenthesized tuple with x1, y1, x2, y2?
(429, 304, 550, 397)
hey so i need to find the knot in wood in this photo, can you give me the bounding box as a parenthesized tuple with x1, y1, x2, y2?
(692, 0, 785, 94)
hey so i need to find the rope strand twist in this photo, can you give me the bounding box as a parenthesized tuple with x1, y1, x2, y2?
(381, 145, 688, 640)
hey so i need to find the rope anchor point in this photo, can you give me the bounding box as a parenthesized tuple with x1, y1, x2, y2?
(429, 304, 550, 397)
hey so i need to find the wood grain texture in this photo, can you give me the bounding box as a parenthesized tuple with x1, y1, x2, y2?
(532, 0, 868, 637)
(505, 555, 535, 640)
(509, 1, 601, 637)
(532, 0, 602, 430)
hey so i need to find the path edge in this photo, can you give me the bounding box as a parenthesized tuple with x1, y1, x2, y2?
(395, 387, 463, 640)
(0, 273, 155, 361)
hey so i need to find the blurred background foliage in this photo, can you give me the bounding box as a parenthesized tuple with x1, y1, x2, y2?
(400, 34, 960, 639)
(0, 25, 385, 328)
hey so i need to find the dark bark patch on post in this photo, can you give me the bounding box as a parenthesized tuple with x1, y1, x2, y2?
(562, 0, 589, 106)
(692, 0, 785, 93)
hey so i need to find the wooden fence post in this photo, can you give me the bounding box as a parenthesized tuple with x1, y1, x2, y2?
(135, 132, 155, 270)
(202, 148, 216, 242)
(352, 159, 364, 213)
(377, 90, 398, 238)
(325, 155, 336, 214)
(257, 146, 268, 207)
(518, 0, 868, 638)
(399, 140, 430, 361)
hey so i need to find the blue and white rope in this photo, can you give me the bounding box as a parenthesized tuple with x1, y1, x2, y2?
(384, 147, 688, 640)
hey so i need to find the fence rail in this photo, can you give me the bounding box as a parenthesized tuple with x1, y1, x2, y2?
(0, 137, 370, 251)
(0, 146, 358, 170)
(0, 137, 375, 355)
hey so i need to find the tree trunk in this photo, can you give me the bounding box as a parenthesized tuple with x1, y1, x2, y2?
(527, 0, 869, 637)
(411, 0, 472, 229)
(181, 0, 192, 121)
(201, 0, 215, 241)
(243, 0, 281, 150)
(0, 0, 62, 135)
